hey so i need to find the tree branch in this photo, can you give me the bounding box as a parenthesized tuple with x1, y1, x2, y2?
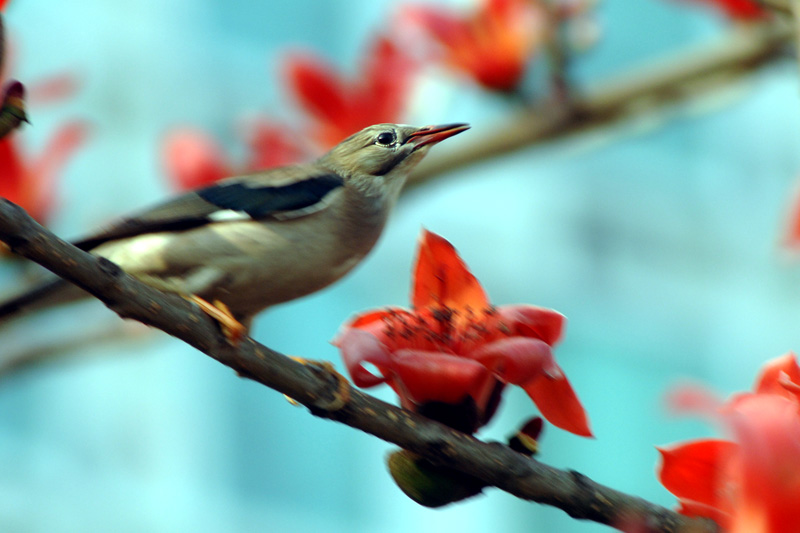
(411, 19, 794, 186)
(0, 199, 718, 532)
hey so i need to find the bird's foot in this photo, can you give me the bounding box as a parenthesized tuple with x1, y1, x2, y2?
(287, 357, 351, 411)
(187, 295, 246, 344)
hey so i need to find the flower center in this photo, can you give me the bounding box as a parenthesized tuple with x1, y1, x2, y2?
(381, 305, 510, 354)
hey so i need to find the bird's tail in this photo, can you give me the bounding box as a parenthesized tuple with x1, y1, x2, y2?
(0, 278, 87, 323)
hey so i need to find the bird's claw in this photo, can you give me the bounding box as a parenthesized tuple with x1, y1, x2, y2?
(187, 295, 246, 344)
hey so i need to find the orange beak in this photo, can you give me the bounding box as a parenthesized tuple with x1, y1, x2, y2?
(406, 123, 470, 149)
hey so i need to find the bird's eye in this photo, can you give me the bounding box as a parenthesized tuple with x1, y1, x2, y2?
(375, 131, 396, 146)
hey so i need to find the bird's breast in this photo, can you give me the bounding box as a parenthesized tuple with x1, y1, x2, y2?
(194, 212, 385, 314)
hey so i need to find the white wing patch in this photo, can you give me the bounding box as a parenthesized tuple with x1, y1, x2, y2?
(207, 209, 253, 222)
(92, 233, 172, 273)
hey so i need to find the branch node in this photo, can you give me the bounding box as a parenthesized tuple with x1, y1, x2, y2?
(96, 256, 123, 278)
(297, 359, 352, 415)
(569, 469, 592, 490)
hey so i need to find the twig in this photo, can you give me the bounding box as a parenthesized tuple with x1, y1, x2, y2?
(761, 0, 792, 15)
(411, 19, 794, 186)
(0, 198, 718, 532)
(789, 0, 800, 77)
(0, 320, 153, 378)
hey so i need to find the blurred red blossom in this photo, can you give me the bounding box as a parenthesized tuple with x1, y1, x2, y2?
(335, 229, 591, 436)
(658, 352, 800, 532)
(669, 0, 767, 20)
(284, 35, 417, 149)
(25, 72, 81, 105)
(241, 116, 310, 172)
(163, 33, 415, 190)
(398, 0, 549, 92)
(162, 118, 308, 191)
(784, 188, 800, 249)
(162, 36, 413, 190)
(0, 122, 87, 223)
(162, 129, 230, 191)
(0, 58, 87, 224)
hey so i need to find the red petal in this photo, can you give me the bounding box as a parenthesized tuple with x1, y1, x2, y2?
(657, 439, 739, 509)
(412, 230, 488, 311)
(675, 499, 732, 530)
(666, 384, 723, 417)
(753, 352, 800, 401)
(688, 0, 767, 19)
(30, 121, 89, 221)
(238, 117, 308, 170)
(720, 394, 800, 531)
(399, 6, 465, 44)
(27, 72, 80, 105)
(336, 328, 393, 388)
(497, 305, 565, 345)
(469, 337, 557, 385)
(162, 128, 230, 190)
(391, 349, 490, 406)
(524, 369, 592, 437)
(786, 190, 800, 248)
(723, 394, 800, 492)
(361, 36, 416, 123)
(284, 53, 348, 141)
(0, 138, 24, 202)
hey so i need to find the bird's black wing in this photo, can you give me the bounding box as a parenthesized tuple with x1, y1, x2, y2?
(74, 169, 344, 251)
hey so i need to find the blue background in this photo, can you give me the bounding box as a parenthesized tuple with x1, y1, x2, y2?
(2, 1, 800, 531)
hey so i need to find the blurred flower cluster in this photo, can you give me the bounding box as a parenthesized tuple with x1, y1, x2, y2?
(162, 0, 598, 190)
(669, 0, 767, 20)
(399, 0, 596, 92)
(658, 353, 800, 531)
(784, 187, 800, 250)
(0, 2, 87, 226)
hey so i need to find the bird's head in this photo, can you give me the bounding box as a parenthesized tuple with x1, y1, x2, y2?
(321, 123, 469, 196)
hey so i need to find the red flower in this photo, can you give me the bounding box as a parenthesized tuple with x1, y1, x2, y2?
(784, 187, 800, 250)
(670, 0, 767, 20)
(0, 61, 86, 224)
(163, 35, 415, 189)
(161, 128, 230, 191)
(162, 118, 308, 191)
(658, 353, 800, 532)
(240, 117, 309, 172)
(0, 123, 87, 223)
(399, 0, 548, 92)
(284, 35, 417, 149)
(335, 230, 591, 436)
(753, 351, 800, 401)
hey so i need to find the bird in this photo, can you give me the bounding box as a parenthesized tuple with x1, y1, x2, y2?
(0, 122, 469, 340)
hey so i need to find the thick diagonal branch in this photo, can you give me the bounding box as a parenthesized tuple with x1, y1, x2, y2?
(0, 199, 717, 533)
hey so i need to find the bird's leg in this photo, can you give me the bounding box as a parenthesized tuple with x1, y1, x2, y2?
(288, 356, 351, 411)
(187, 295, 246, 344)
